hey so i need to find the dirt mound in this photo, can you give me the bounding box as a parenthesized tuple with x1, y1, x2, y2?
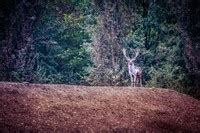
(0, 82, 200, 132)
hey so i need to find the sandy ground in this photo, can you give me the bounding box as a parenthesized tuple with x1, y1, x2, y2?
(0, 82, 200, 132)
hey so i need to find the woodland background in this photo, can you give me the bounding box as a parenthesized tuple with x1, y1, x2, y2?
(0, 0, 200, 97)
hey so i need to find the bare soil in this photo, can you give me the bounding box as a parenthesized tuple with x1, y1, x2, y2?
(0, 82, 200, 132)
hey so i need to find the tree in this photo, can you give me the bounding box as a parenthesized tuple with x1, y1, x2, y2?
(0, 0, 91, 84)
(33, 1, 90, 84)
(87, 0, 137, 85)
(162, 0, 200, 95)
(0, 0, 42, 82)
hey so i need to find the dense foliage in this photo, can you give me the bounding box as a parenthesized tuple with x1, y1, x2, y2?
(0, 0, 199, 96)
(33, 3, 90, 84)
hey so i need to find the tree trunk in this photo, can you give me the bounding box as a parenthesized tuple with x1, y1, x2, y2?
(0, 0, 38, 82)
(177, 0, 200, 86)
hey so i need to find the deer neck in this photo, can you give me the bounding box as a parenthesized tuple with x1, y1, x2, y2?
(128, 62, 135, 71)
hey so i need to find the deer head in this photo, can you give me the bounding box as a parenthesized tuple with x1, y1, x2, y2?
(122, 48, 140, 65)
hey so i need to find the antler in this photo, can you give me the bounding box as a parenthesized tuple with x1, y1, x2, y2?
(132, 49, 140, 61)
(122, 48, 130, 60)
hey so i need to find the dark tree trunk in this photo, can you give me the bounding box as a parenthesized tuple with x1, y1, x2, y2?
(0, 0, 40, 82)
(181, 0, 200, 86)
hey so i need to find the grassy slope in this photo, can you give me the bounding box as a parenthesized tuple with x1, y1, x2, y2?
(0, 82, 200, 132)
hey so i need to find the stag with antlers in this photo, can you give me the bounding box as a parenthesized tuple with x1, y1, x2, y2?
(123, 48, 142, 87)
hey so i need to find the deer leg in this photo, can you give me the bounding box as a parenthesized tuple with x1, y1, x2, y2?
(135, 75, 139, 86)
(140, 76, 142, 87)
(133, 75, 136, 87)
(130, 74, 133, 86)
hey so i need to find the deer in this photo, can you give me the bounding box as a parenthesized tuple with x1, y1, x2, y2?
(123, 48, 142, 87)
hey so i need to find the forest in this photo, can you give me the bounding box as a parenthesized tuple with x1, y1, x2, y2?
(0, 0, 200, 97)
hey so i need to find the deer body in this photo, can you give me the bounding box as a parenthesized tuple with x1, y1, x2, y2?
(123, 49, 142, 87)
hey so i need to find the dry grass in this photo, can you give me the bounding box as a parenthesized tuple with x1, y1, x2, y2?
(0, 82, 200, 132)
